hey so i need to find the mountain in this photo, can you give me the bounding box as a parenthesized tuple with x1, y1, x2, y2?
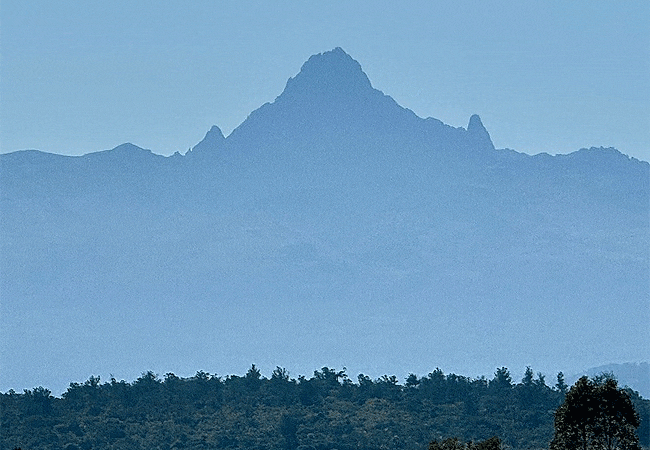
(1, 48, 648, 395)
(571, 362, 650, 398)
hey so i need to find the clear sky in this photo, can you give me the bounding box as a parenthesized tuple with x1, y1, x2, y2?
(1, 0, 649, 161)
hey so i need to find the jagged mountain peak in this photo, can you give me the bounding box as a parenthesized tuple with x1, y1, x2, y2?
(227, 48, 405, 144)
(278, 47, 374, 102)
(188, 125, 225, 156)
(467, 114, 495, 150)
(467, 114, 485, 133)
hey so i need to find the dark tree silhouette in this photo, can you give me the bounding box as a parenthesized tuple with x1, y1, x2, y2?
(551, 376, 640, 450)
(490, 367, 512, 390)
(555, 372, 568, 395)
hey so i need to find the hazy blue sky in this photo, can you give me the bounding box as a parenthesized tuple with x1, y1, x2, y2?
(2, 0, 649, 161)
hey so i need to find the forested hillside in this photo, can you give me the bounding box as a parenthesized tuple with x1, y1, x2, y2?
(2, 367, 648, 450)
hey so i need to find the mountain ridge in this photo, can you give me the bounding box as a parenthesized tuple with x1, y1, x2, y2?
(0, 48, 648, 396)
(2, 49, 646, 166)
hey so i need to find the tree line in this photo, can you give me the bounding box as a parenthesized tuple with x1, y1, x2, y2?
(2, 366, 647, 450)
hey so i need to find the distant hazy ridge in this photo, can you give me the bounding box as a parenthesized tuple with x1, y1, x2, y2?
(1, 48, 648, 395)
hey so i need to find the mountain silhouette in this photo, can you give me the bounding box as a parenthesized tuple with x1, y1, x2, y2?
(281, 47, 374, 99)
(1, 48, 648, 395)
(467, 114, 495, 150)
(188, 125, 226, 157)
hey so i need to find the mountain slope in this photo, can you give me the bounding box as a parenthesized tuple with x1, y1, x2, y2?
(1, 48, 648, 395)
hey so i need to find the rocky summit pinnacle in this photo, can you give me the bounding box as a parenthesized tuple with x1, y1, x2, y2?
(467, 114, 495, 150)
(189, 125, 225, 156)
(279, 47, 374, 101)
